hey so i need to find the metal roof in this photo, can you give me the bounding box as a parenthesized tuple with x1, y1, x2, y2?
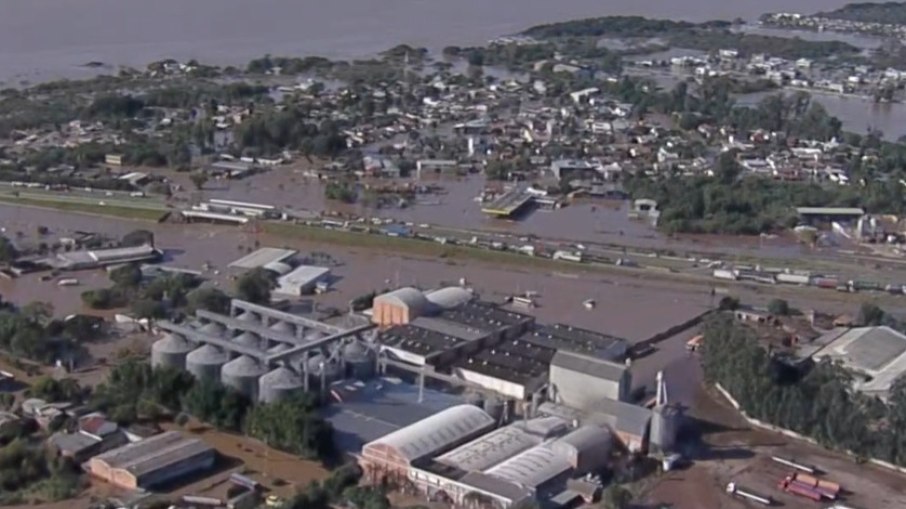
(92, 431, 212, 478)
(550, 350, 627, 382)
(275, 265, 331, 292)
(459, 471, 532, 503)
(229, 247, 298, 270)
(812, 326, 906, 398)
(590, 399, 652, 438)
(374, 287, 429, 313)
(425, 287, 474, 310)
(484, 443, 573, 488)
(436, 417, 567, 472)
(796, 207, 864, 216)
(365, 404, 494, 462)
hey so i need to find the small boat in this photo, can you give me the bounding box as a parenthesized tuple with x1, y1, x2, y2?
(583, 299, 596, 309)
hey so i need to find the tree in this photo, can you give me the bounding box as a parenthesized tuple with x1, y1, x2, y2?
(767, 298, 790, 316)
(858, 302, 886, 326)
(602, 485, 632, 509)
(186, 287, 231, 314)
(236, 268, 275, 304)
(189, 172, 208, 191)
(0, 236, 18, 263)
(109, 263, 143, 289)
(121, 229, 154, 247)
(244, 394, 334, 459)
(717, 296, 739, 311)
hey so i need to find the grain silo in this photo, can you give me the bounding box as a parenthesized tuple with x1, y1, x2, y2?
(258, 365, 303, 403)
(186, 344, 230, 381)
(232, 331, 260, 350)
(649, 371, 682, 454)
(198, 322, 226, 337)
(270, 320, 295, 335)
(221, 355, 266, 399)
(151, 332, 193, 370)
(342, 341, 375, 379)
(304, 353, 341, 389)
(237, 311, 259, 324)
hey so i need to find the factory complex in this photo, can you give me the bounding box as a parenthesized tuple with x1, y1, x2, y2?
(143, 271, 682, 508)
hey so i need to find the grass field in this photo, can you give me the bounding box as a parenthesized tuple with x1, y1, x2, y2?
(0, 195, 167, 221)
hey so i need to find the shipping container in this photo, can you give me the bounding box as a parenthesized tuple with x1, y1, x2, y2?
(779, 477, 822, 501)
(812, 277, 839, 289)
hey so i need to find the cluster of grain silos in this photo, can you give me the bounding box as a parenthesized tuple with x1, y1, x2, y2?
(151, 301, 374, 404)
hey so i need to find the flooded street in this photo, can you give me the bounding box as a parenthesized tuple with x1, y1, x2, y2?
(0, 0, 854, 83)
(0, 204, 859, 340)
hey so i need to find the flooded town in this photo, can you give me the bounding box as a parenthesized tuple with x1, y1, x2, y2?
(2, 3, 906, 509)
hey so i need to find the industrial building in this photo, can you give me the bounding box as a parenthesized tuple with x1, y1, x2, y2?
(42, 244, 161, 271)
(548, 350, 632, 407)
(229, 247, 298, 271)
(273, 265, 331, 296)
(360, 406, 614, 508)
(87, 431, 215, 490)
(808, 326, 906, 400)
(151, 299, 374, 402)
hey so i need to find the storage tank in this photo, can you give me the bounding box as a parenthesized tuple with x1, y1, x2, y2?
(232, 331, 260, 350)
(342, 341, 374, 379)
(258, 365, 303, 403)
(151, 332, 193, 370)
(650, 404, 682, 454)
(198, 321, 226, 337)
(237, 311, 259, 324)
(221, 355, 266, 399)
(483, 396, 504, 421)
(186, 344, 230, 381)
(270, 320, 295, 335)
(304, 354, 341, 388)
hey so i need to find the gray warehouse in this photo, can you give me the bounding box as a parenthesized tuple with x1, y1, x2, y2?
(548, 350, 632, 408)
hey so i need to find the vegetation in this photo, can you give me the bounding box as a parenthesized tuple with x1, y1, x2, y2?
(83, 264, 203, 315)
(767, 298, 791, 316)
(0, 235, 18, 263)
(185, 287, 231, 315)
(0, 440, 82, 504)
(283, 464, 388, 509)
(324, 181, 357, 203)
(244, 393, 334, 459)
(0, 195, 166, 222)
(816, 2, 906, 24)
(28, 377, 84, 403)
(702, 313, 906, 466)
(0, 301, 85, 364)
(236, 267, 276, 304)
(91, 361, 196, 424)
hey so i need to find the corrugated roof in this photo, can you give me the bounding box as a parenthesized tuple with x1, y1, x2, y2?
(459, 471, 532, 503)
(484, 444, 572, 488)
(436, 417, 566, 472)
(590, 399, 652, 437)
(229, 247, 297, 269)
(425, 287, 474, 310)
(551, 350, 627, 382)
(365, 404, 494, 462)
(374, 287, 429, 313)
(93, 431, 212, 478)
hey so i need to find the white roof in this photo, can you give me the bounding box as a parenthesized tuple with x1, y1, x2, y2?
(275, 265, 330, 292)
(484, 443, 573, 488)
(365, 404, 494, 462)
(229, 247, 297, 269)
(375, 287, 429, 313)
(813, 326, 906, 398)
(436, 417, 567, 472)
(426, 287, 474, 310)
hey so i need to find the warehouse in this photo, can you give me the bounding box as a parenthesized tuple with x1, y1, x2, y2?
(360, 405, 496, 479)
(372, 287, 430, 326)
(229, 247, 298, 270)
(324, 377, 470, 453)
(524, 324, 628, 361)
(548, 351, 632, 409)
(810, 326, 906, 400)
(380, 324, 469, 366)
(87, 431, 215, 490)
(44, 244, 161, 271)
(435, 417, 569, 472)
(452, 338, 553, 400)
(274, 265, 331, 296)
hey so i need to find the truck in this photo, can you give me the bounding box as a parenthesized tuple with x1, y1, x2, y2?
(790, 472, 840, 499)
(726, 482, 772, 505)
(779, 477, 823, 501)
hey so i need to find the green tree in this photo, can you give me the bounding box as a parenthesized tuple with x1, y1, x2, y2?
(186, 287, 231, 314)
(244, 394, 334, 459)
(236, 268, 275, 304)
(603, 486, 632, 509)
(109, 264, 143, 289)
(0, 236, 18, 263)
(189, 172, 208, 191)
(767, 298, 790, 316)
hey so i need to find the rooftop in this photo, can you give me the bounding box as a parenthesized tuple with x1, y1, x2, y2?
(524, 324, 627, 358)
(454, 339, 553, 385)
(811, 326, 906, 399)
(435, 417, 568, 472)
(440, 301, 533, 334)
(229, 247, 298, 270)
(93, 431, 213, 478)
(410, 316, 488, 341)
(550, 350, 628, 382)
(382, 324, 467, 358)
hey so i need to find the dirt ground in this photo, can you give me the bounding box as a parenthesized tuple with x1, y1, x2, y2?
(642, 384, 906, 509)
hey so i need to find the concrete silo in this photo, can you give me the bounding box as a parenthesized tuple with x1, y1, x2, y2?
(198, 322, 226, 337)
(151, 332, 193, 370)
(304, 353, 341, 390)
(186, 344, 230, 382)
(237, 311, 259, 324)
(232, 331, 260, 350)
(649, 371, 682, 454)
(342, 341, 375, 379)
(270, 320, 295, 335)
(221, 355, 266, 400)
(258, 365, 303, 403)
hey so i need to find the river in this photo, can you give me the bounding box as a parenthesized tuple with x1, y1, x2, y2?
(0, 0, 854, 84)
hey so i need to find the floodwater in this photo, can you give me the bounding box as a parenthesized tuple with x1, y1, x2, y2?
(0, 0, 853, 83)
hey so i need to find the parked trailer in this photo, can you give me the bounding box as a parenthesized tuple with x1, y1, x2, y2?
(811, 277, 839, 289)
(736, 270, 776, 284)
(229, 472, 261, 490)
(726, 482, 772, 506)
(792, 472, 840, 499)
(780, 477, 823, 501)
(182, 496, 222, 506)
(713, 269, 737, 281)
(770, 455, 816, 474)
(777, 273, 810, 285)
